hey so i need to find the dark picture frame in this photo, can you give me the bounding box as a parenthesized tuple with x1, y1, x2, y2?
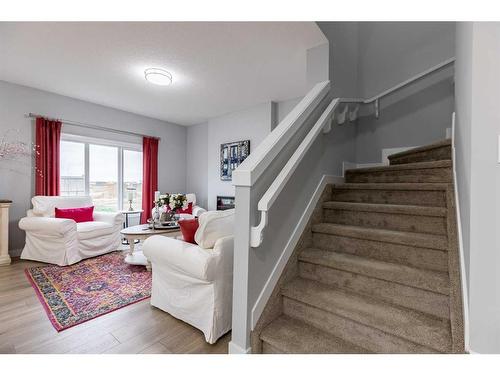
(220, 140, 250, 181)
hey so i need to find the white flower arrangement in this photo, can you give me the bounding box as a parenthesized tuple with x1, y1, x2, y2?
(155, 193, 188, 213)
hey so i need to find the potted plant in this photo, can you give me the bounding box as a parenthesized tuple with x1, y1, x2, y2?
(155, 193, 188, 223)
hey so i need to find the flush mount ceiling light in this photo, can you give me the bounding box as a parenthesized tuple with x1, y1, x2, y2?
(144, 68, 172, 86)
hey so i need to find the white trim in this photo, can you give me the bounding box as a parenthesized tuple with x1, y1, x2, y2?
(61, 133, 142, 150)
(232, 81, 330, 187)
(363, 57, 455, 103)
(228, 341, 252, 354)
(250, 99, 340, 247)
(250, 174, 344, 329)
(451, 112, 471, 353)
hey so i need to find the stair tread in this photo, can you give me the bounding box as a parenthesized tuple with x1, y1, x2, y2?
(282, 278, 451, 352)
(331, 182, 449, 191)
(260, 316, 369, 353)
(346, 160, 451, 174)
(299, 248, 449, 295)
(388, 139, 451, 160)
(323, 201, 446, 217)
(312, 223, 448, 250)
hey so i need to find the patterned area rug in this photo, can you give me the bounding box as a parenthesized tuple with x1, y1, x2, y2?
(25, 252, 151, 331)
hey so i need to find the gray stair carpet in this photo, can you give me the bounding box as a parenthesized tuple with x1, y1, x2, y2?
(258, 138, 465, 354)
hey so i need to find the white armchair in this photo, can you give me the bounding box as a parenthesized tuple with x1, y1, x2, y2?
(19, 196, 123, 266)
(143, 209, 234, 344)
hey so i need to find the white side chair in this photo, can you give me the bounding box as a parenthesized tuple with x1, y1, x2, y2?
(19, 196, 123, 266)
(143, 209, 234, 344)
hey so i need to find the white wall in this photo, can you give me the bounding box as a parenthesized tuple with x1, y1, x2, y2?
(0, 80, 187, 255)
(455, 22, 500, 354)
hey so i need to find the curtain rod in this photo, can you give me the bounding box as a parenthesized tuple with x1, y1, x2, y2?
(26, 113, 161, 141)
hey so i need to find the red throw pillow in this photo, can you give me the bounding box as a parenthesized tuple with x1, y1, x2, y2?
(177, 202, 193, 215)
(55, 206, 94, 223)
(178, 218, 199, 244)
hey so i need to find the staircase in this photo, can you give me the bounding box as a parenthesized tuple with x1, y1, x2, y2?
(257, 139, 465, 353)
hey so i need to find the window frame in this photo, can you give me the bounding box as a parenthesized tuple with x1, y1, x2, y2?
(60, 133, 142, 211)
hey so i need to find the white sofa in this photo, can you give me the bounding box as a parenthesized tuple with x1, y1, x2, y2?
(151, 193, 206, 221)
(19, 196, 123, 266)
(143, 209, 234, 344)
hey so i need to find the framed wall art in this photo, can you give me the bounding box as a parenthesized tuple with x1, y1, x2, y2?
(220, 140, 250, 181)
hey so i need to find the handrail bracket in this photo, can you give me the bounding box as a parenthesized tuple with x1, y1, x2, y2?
(250, 210, 268, 248)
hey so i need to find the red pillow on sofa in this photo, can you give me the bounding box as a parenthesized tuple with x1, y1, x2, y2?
(55, 206, 94, 223)
(177, 202, 193, 215)
(178, 218, 199, 244)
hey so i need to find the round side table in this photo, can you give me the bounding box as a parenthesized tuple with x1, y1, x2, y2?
(120, 210, 144, 244)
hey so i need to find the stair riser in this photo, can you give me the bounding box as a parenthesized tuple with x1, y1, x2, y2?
(331, 188, 446, 207)
(389, 147, 451, 165)
(323, 208, 447, 235)
(312, 232, 448, 272)
(299, 262, 449, 319)
(345, 169, 452, 184)
(283, 298, 440, 353)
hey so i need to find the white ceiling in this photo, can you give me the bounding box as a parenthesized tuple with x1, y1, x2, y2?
(0, 22, 326, 126)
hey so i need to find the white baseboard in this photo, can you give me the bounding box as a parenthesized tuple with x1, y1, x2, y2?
(451, 114, 470, 353)
(228, 341, 252, 354)
(250, 174, 344, 329)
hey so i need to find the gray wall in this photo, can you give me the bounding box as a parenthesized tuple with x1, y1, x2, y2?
(318, 22, 455, 164)
(0, 80, 187, 255)
(186, 102, 275, 212)
(355, 22, 455, 163)
(186, 123, 209, 209)
(206, 102, 274, 211)
(455, 22, 500, 354)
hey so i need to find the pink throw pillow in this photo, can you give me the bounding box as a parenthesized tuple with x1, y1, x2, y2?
(55, 206, 94, 223)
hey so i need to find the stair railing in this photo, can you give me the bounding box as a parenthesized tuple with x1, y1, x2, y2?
(245, 57, 455, 248)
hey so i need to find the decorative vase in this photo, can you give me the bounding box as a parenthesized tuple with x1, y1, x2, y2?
(160, 210, 175, 223)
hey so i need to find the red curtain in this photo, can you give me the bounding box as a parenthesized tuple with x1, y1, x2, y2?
(141, 136, 159, 224)
(35, 117, 62, 196)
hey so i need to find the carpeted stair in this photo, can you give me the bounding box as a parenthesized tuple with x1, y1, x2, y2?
(258, 138, 465, 353)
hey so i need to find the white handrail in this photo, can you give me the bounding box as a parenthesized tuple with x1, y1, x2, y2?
(250, 98, 340, 247)
(339, 58, 455, 118)
(232, 80, 330, 187)
(249, 58, 455, 247)
(364, 57, 455, 104)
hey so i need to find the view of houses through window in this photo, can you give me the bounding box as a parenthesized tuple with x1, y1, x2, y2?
(60, 135, 143, 212)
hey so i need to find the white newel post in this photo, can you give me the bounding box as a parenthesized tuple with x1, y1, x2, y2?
(228, 186, 252, 354)
(0, 200, 12, 266)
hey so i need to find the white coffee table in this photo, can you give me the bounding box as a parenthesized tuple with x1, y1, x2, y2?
(121, 224, 181, 270)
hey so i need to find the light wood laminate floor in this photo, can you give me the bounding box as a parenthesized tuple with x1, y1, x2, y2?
(0, 258, 230, 354)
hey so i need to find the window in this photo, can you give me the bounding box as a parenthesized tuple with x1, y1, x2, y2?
(123, 149, 143, 211)
(89, 144, 119, 212)
(60, 141, 85, 196)
(60, 135, 143, 212)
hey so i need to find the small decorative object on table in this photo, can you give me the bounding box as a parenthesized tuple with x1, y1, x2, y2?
(126, 187, 136, 211)
(155, 193, 188, 225)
